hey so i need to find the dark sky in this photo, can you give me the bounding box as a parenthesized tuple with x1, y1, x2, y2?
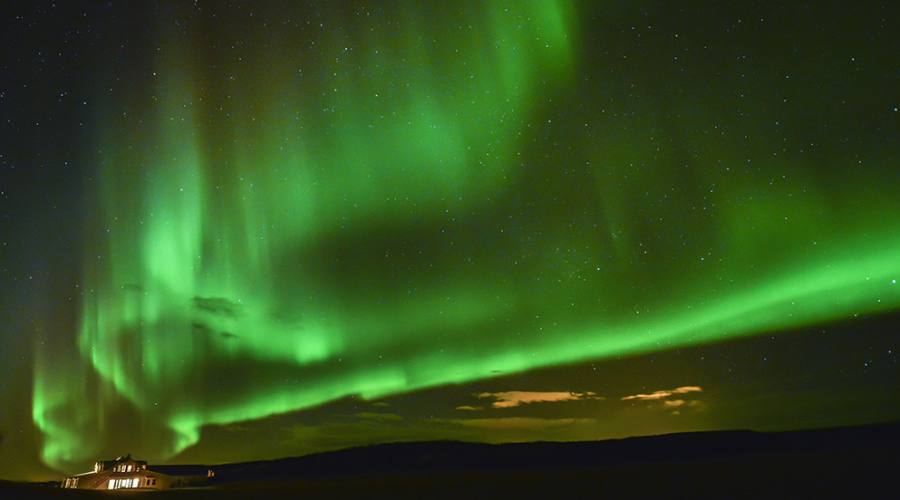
(1, 0, 898, 481)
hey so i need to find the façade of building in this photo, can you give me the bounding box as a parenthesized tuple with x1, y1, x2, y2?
(61, 454, 214, 490)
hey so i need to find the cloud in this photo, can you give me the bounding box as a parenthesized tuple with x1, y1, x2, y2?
(477, 391, 603, 409)
(621, 386, 702, 401)
(621, 387, 705, 416)
(455, 405, 483, 411)
(451, 417, 596, 430)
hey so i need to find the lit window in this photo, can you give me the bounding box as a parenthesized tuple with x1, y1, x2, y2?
(107, 478, 140, 490)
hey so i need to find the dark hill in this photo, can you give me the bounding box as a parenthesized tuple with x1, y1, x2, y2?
(207, 421, 899, 482)
(4, 422, 897, 498)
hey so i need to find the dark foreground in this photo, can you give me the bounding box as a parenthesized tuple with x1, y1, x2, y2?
(5, 422, 898, 499)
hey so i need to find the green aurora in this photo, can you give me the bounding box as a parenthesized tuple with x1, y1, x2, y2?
(28, 1, 900, 471)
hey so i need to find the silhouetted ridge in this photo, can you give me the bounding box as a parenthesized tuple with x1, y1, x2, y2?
(199, 421, 899, 483)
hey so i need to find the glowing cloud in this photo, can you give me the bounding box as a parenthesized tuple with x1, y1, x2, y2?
(478, 391, 603, 409)
(621, 386, 703, 401)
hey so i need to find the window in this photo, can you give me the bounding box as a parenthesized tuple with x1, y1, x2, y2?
(107, 478, 140, 490)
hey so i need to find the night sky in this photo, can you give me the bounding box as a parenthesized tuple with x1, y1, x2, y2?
(1, 0, 899, 481)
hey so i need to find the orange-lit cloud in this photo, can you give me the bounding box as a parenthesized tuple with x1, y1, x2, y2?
(477, 391, 603, 408)
(455, 405, 483, 411)
(621, 386, 702, 401)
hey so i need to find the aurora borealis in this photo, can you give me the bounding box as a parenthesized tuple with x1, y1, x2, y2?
(1, 0, 899, 480)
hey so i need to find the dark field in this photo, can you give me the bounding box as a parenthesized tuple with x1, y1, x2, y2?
(5, 422, 897, 499)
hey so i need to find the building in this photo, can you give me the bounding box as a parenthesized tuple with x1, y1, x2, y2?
(61, 454, 214, 490)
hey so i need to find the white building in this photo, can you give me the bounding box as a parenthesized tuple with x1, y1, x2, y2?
(62, 454, 213, 490)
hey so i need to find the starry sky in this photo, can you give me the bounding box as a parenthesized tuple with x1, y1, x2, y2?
(1, 0, 899, 481)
